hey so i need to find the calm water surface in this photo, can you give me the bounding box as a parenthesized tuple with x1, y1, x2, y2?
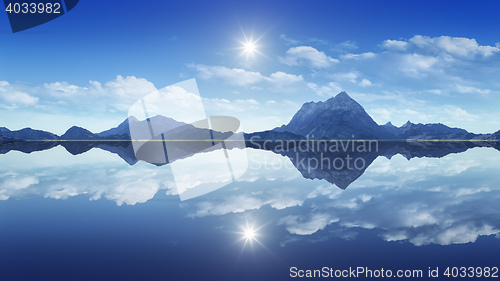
(0, 144, 499, 280)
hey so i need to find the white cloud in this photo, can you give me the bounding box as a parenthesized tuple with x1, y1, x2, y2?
(332, 41, 359, 52)
(307, 82, 343, 96)
(269, 71, 304, 83)
(359, 79, 372, 87)
(190, 195, 264, 217)
(280, 34, 301, 45)
(3, 176, 39, 190)
(402, 209, 438, 227)
(204, 98, 260, 112)
(189, 64, 265, 86)
(340, 52, 376, 60)
(9, 76, 185, 120)
(21, 75, 160, 113)
(190, 64, 307, 94)
(2, 91, 39, 106)
(454, 186, 490, 197)
(279, 213, 338, 235)
(331, 72, 359, 83)
(368, 108, 392, 122)
(102, 75, 158, 100)
(308, 38, 329, 45)
(455, 84, 491, 95)
(307, 184, 342, 199)
(43, 75, 157, 103)
(410, 224, 499, 246)
(381, 39, 408, 51)
(369, 104, 478, 127)
(279, 46, 339, 68)
(443, 106, 478, 121)
(0, 173, 39, 200)
(2, 162, 171, 206)
(44, 81, 84, 97)
(102, 178, 160, 206)
(268, 71, 305, 93)
(44, 184, 81, 200)
(409, 35, 500, 58)
(0, 81, 39, 106)
(400, 53, 438, 76)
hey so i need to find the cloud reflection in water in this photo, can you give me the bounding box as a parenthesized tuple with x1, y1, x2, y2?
(0, 144, 499, 246)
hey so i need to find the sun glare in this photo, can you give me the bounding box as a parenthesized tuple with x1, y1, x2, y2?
(238, 222, 262, 247)
(243, 40, 257, 55)
(239, 34, 263, 63)
(236, 221, 274, 256)
(243, 227, 256, 241)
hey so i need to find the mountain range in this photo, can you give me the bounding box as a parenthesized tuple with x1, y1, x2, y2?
(1, 91, 499, 142)
(2, 91, 500, 191)
(257, 91, 498, 141)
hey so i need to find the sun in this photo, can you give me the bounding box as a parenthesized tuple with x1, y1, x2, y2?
(238, 34, 263, 63)
(242, 40, 257, 56)
(243, 227, 257, 241)
(235, 221, 274, 256)
(237, 221, 262, 247)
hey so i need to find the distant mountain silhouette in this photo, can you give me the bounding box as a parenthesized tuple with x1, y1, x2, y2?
(490, 130, 500, 140)
(97, 117, 133, 137)
(394, 121, 476, 140)
(61, 126, 100, 140)
(381, 122, 400, 136)
(0, 115, 241, 165)
(0, 127, 59, 140)
(0, 135, 19, 141)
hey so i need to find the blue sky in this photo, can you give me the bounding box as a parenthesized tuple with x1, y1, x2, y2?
(1, 0, 500, 134)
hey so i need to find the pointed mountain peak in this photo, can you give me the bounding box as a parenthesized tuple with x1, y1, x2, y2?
(402, 120, 413, 127)
(335, 91, 351, 99)
(275, 91, 396, 139)
(322, 91, 363, 112)
(325, 91, 354, 103)
(384, 121, 396, 127)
